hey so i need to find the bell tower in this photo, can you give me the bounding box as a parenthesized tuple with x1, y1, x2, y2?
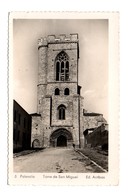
(31, 34, 84, 148)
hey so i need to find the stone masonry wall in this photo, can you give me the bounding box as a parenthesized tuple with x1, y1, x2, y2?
(37, 46, 47, 113)
(51, 96, 73, 126)
(32, 34, 82, 148)
(31, 115, 43, 147)
(79, 96, 84, 148)
(72, 95, 79, 146)
(46, 83, 77, 96)
(83, 115, 106, 130)
(47, 43, 78, 83)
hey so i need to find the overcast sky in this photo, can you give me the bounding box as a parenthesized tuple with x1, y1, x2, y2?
(13, 19, 108, 120)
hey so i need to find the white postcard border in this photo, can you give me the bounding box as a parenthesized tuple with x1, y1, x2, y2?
(8, 12, 119, 186)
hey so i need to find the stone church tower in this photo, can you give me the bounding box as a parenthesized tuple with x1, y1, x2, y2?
(31, 34, 84, 148)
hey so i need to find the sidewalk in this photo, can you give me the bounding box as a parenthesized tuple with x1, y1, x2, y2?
(77, 148, 108, 171)
(13, 148, 44, 158)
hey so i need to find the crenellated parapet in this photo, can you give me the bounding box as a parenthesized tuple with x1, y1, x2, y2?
(38, 34, 78, 48)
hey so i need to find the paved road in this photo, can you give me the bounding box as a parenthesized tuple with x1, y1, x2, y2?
(13, 148, 102, 173)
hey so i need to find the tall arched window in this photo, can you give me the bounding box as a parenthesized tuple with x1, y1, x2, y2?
(55, 88, 60, 95)
(58, 104, 66, 120)
(64, 88, 69, 95)
(55, 51, 69, 81)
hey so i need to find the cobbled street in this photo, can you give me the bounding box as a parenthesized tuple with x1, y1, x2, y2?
(13, 148, 104, 173)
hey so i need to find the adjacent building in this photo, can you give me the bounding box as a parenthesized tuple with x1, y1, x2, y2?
(83, 111, 108, 148)
(13, 100, 31, 152)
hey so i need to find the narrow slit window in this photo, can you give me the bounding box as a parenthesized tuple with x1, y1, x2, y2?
(56, 61, 60, 81)
(66, 61, 69, 80)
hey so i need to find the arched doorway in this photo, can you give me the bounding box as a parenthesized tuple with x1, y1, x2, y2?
(57, 135, 67, 147)
(50, 128, 73, 147)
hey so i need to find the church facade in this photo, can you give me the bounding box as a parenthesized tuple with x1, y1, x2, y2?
(31, 34, 107, 149)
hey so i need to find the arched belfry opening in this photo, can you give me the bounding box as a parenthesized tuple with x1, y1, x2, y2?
(50, 129, 73, 147)
(55, 51, 69, 81)
(55, 88, 60, 95)
(64, 88, 69, 95)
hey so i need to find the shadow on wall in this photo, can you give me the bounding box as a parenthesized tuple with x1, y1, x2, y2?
(83, 124, 108, 151)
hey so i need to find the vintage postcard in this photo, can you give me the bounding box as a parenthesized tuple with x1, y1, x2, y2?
(8, 12, 119, 185)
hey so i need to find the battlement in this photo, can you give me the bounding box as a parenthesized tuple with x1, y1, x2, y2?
(38, 34, 78, 47)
